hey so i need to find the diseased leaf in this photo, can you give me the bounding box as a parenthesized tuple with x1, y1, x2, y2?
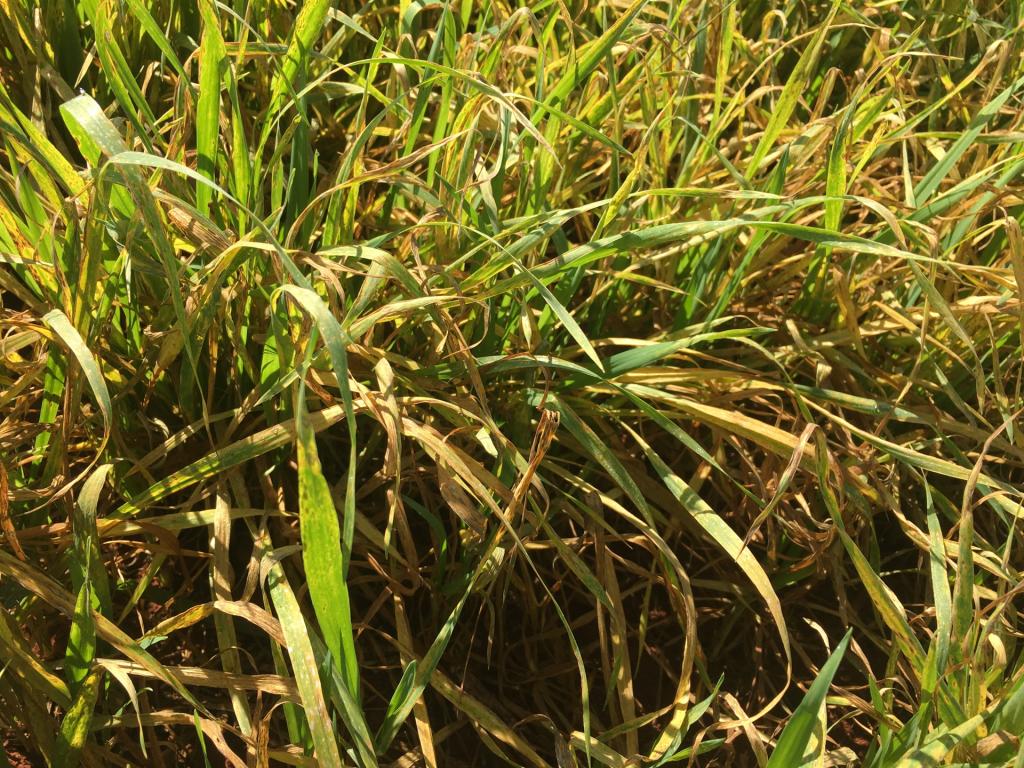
(295, 388, 359, 699)
(54, 665, 104, 768)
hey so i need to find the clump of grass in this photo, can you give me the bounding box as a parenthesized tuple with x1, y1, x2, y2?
(2, 0, 1024, 765)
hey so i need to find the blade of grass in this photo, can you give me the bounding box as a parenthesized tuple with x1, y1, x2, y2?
(765, 629, 852, 768)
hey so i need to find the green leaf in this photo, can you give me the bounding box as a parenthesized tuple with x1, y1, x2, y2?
(622, 423, 791, 665)
(263, 553, 348, 768)
(42, 309, 111, 440)
(0, 82, 84, 195)
(123, 0, 189, 84)
(746, 0, 841, 177)
(374, 583, 473, 752)
(64, 577, 96, 695)
(766, 629, 852, 767)
(376, 660, 418, 749)
(276, 284, 360, 698)
(262, 0, 332, 148)
(73, 2, 157, 148)
(540, 0, 649, 110)
(914, 72, 1024, 204)
(72, 464, 113, 614)
(196, 0, 227, 215)
(922, 481, 951, 695)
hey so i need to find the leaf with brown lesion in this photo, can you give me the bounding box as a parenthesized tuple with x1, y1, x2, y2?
(0, 461, 27, 561)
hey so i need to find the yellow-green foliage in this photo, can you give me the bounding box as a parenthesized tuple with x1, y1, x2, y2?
(1, 0, 1024, 765)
